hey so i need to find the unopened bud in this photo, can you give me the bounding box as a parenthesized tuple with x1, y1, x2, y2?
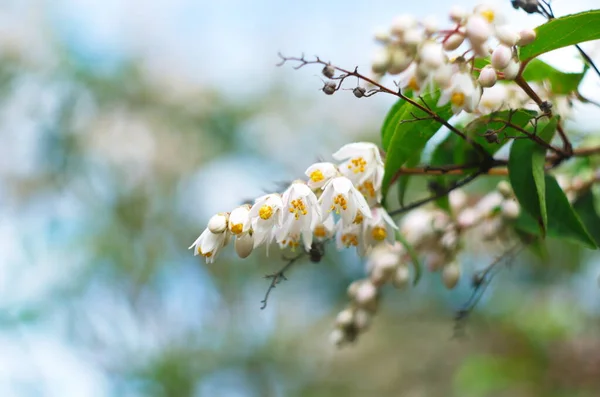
(234, 233, 254, 258)
(404, 29, 425, 47)
(491, 45, 512, 70)
(371, 48, 390, 74)
(208, 213, 229, 234)
(374, 27, 390, 43)
(422, 16, 439, 36)
(497, 180, 513, 198)
(322, 65, 335, 78)
(449, 6, 467, 23)
(502, 59, 520, 80)
(434, 64, 453, 88)
(354, 280, 378, 309)
(466, 15, 491, 45)
(388, 48, 412, 75)
(347, 280, 361, 298)
(354, 309, 372, 330)
(517, 29, 536, 46)
(392, 264, 410, 289)
(336, 308, 355, 328)
(495, 25, 519, 47)
(353, 86, 367, 98)
(420, 42, 445, 69)
(449, 189, 467, 213)
(478, 65, 497, 87)
(391, 14, 417, 36)
(443, 33, 465, 51)
(501, 199, 520, 219)
(442, 262, 461, 289)
(329, 328, 346, 347)
(322, 81, 337, 95)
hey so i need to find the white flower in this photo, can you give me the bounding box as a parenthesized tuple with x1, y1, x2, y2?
(387, 47, 413, 75)
(363, 207, 398, 247)
(207, 212, 229, 234)
(495, 25, 519, 47)
(391, 14, 417, 36)
(336, 221, 363, 251)
(465, 15, 491, 45)
(189, 228, 229, 263)
(305, 162, 338, 190)
(320, 176, 372, 227)
(277, 181, 321, 250)
(228, 205, 251, 236)
(248, 193, 284, 248)
(356, 165, 383, 206)
(333, 142, 384, 185)
(313, 212, 336, 241)
(419, 41, 445, 70)
(438, 72, 481, 114)
(478, 84, 507, 113)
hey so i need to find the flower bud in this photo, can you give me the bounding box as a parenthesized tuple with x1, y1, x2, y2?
(392, 265, 410, 289)
(422, 15, 438, 35)
(208, 213, 229, 234)
(336, 308, 355, 328)
(497, 180, 513, 198)
(229, 205, 251, 235)
(434, 64, 453, 88)
(443, 33, 465, 51)
(388, 48, 412, 75)
(501, 199, 520, 219)
(442, 262, 461, 289)
(371, 48, 390, 74)
(404, 29, 424, 48)
(457, 208, 481, 229)
(374, 27, 390, 43)
(449, 6, 467, 23)
(517, 29, 536, 46)
(502, 59, 520, 80)
(441, 229, 459, 251)
(347, 280, 361, 298)
(495, 25, 519, 47)
(420, 42, 445, 69)
(478, 65, 497, 88)
(353, 87, 367, 98)
(354, 309, 372, 330)
(354, 280, 378, 310)
(449, 189, 467, 213)
(391, 14, 417, 36)
(322, 65, 335, 78)
(427, 251, 448, 272)
(234, 233, 254, 258)
(322, 81, 337, 95)
(466, 15, 491, 45)
(329, 328, 346, 347)
(491, 45, 512, 70)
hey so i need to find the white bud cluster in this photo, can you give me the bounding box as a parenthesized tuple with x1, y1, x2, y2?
(189, 142, 398, 263)
(370, 3, 537, 115)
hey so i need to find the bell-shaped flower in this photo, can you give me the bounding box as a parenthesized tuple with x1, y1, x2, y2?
(277, 181, 321, 250)
(438, 72, 481, 114)
(320, 176, 372, 227)
(332, 142, 384, 186)
(228, 205, 251, 236)
(247, 193, 284, 248)
(189, 228, 229, 264)
(305, 162, 338, 190)
(363, 207, 398, 248)
(356, 165, 383, 206)
(313, 212, 336, 241)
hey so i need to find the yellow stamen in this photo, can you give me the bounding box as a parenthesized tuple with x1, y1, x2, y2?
(347, 157, 367, 174)
(289, 198, 308, 220)
(314, 225, 327, 238)
(353, 212, 364, 225)
(230, 223, 243, 234)
(341, 234, 359, 247)
(332, 194, 348, 213)
(259, 205, 273, 220)
(372, 226, 387, 241)
(408, 76, 420, 91)
(480, 10, 494, 23)
(309, 170, 324, 183)
(451, 92, 465, 107)
(358, 181, 376, 198)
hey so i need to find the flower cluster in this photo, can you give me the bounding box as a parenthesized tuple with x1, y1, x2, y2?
(189, 142, 398, 263)
(370, 3, 539, 115)
(330, 182, 524, 347)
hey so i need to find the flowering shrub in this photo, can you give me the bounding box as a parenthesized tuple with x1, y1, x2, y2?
(191, 1, 600, 347)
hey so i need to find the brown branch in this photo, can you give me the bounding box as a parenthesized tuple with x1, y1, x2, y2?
(488, 116, 563, 155)
(260, 253, 303, 309)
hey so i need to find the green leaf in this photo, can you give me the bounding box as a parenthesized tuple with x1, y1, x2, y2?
(521, 59, 586, 94)
(381, 98, 407, 150)
(396, 152, 421, 207)
(573, 190, 600, 247)
(515, 175, 597, 249)
(395, 231, 421, 286)
(519, 10, 600, 61)
(536, 118, 558, 144)
(464, 109, 537, 155)
(382, 91, 452, 196)
(509, 139, 547, 235)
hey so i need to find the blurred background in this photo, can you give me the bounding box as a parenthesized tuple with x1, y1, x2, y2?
(1, 0, 600, 396)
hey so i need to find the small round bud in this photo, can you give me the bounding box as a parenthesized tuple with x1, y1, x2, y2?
(353, 86, 367, 98)
(478, 65, 497, 88)
(322, 81, 337, 95)
(388, 48, 412, 75)
(441, 229, 459, 251)
(442, 262, 461, 289)
(353, 309, 372, 330)
(371, 48, 390, 74)
(517, 29, 536, 46)
(495, 25, 519, 47)
(234, 233, 254, 258)
(443, 33, 465, 51)
(491, 45, 512, 70)
(457, 208, 480, 229)
(502, 59, 520, 80)
(354, 280, 378, 310)
(329, 328, 346, 347)
(347, 280, 361, 298)
(391, 14, 417, 36)
(336, 309, 355, 328)
(449, 6, 467, 23)
(420, 42, 445, 69)
(322, 65, 335, 78)
(392, 265, 410, 289)
(374, 27, 390, 43)
(497, 180, 513, 198)
(501, 199, 520, 219)
(422, 15, 439, 36)
(449, 189, 467, 214)
(465, 15, 491, 45)
(208, 213, 229, 234)
(404, 28, 424, 48)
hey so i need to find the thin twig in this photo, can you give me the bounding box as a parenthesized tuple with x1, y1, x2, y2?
(260, 253, 303, 309)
